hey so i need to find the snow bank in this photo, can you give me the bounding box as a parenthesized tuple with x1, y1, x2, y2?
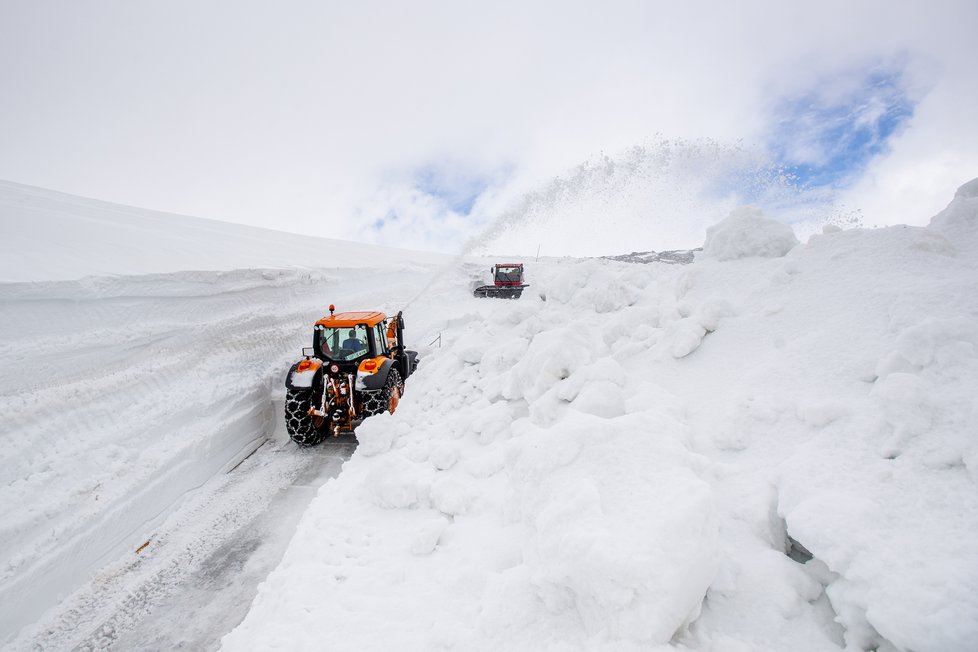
(0, 270, 314, 638)
(702, 205, 798, 261)
(0, 180, 444, 282)
(226, 181, 978, 651)
(222, 265, 721, 651)
(686, 183, 978, 651)
(0, 261, 438, 644)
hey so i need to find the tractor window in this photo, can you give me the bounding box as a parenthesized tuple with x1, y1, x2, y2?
(373, 323, 389, 355)
(385, 319, 399, 351)
(315, 324, 370, 361)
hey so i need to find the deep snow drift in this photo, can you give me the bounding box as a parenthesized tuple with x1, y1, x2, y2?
(0, 180, 442, 282)
(2, 179, 977, 651)
(223, 184, 978, 651)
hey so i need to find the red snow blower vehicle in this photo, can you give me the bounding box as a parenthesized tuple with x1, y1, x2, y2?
(473, 263, 529, 299)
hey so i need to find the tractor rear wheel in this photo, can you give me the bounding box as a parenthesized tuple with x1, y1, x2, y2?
(382, 368, 403, 414)
(285, 388, 325, 446)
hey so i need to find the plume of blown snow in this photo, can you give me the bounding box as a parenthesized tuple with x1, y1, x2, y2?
(467, 138, 831, 257)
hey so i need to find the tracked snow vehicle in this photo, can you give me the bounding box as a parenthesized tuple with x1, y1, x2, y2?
(284, 306, 419, 445)
(473, 263, 529, 299)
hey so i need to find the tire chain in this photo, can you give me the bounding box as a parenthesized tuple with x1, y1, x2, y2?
(361, 389, 385, 416)
(284, 389, 322, 445)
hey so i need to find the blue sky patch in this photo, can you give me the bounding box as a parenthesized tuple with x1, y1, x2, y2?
(413, 165, 492, 215)
(370, 211, 394, 231)
(769, 67, 914, 188)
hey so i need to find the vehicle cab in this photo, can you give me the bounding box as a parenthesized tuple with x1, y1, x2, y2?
(493, 263, 524, 287)
(313, 310, 391, 374)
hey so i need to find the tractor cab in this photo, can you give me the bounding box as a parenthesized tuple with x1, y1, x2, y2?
(313, 309, 399, 369)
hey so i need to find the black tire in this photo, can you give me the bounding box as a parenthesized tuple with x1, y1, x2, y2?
(381, 368, 404, 414)
(285, 387, 325, 446)
(360, 367, 406, 417)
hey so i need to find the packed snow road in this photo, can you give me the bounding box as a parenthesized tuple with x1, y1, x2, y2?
(0, 264, 443, 648)
(18, 426, 354, 651)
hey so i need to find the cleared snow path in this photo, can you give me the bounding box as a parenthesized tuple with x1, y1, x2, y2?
(11, 422, 354, 651)
(0, 264, 437, 647)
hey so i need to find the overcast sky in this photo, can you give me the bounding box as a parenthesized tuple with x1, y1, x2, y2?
(1, 0, 976, 253)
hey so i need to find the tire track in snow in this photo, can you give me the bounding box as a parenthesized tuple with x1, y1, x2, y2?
(0, 266, 435, 645)
(11, 428, 356, 651)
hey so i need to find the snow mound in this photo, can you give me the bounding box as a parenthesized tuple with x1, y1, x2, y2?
(702, 206, 798, 261)
(928, 176, 978, 251)
(227, 181, 977, 652)
(222, 263, 721, 651)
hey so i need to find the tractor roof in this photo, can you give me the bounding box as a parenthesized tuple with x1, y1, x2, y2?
(315, 311, 387, 328)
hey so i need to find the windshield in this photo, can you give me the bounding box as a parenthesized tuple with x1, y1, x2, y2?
(494, 266, 522, 283)
(315, 324, 369, 362)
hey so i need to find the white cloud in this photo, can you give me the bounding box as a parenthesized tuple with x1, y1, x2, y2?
(0, 0, 975, 253)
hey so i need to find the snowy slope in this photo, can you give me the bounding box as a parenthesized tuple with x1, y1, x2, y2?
(0, 180, 442, 282)
(222, 183, 978, 651)
(3, 179, 977, 651)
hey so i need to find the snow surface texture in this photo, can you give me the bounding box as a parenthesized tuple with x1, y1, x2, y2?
(223, 187, 978, 651)
(3, 180, 978, 651)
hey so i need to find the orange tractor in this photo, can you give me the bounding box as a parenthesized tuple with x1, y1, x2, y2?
(284, 306, 419, 445)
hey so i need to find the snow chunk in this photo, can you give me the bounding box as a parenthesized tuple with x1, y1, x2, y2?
(410, 516, 449, 555)
(702, 206, 799, 261)
(430, 475, 474, 516)
(694, 297, 736, 333)
(365, 454, 430, 509)
(355, 413, 402, 456)
(506, 421, 720, 645)
(668, 318, 708, 358)
(928, 177, 978, 249)
(509, 327, 595, 402)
